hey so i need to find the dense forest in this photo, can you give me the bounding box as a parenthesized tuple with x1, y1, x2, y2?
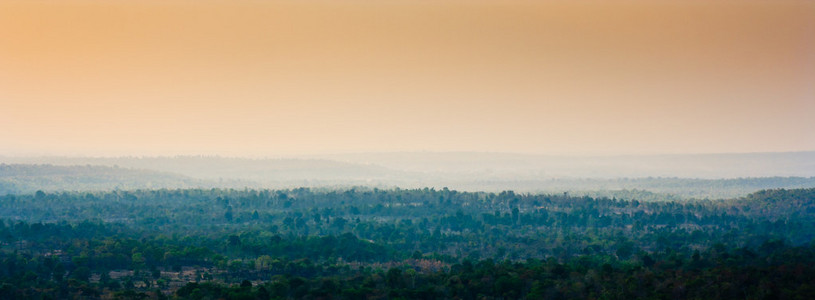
(0, 187, 814, 298)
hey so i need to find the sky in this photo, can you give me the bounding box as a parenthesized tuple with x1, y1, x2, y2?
(1, 0, 813, 157)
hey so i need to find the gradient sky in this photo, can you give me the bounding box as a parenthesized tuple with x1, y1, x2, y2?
(1, 0, 813, 157)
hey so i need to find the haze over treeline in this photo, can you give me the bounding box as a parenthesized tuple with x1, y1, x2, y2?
(3, 152, 815, 199)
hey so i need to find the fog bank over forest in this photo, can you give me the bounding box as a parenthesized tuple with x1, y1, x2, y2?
(316, 151, 815, 179)
(2, 151, 814, 199)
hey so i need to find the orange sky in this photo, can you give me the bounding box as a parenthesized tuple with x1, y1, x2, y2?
(1, 0, 813, 157)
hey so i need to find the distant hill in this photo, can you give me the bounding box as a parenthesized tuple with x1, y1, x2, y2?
(0, 156, 407, 184)
(318, 151, 815, 178)
(431, 176, 815, 200)
(2, 152, 815, 199)
(0, 164, 216, 195)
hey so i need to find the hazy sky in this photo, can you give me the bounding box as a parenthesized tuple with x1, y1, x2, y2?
(1, 0, 813, 157)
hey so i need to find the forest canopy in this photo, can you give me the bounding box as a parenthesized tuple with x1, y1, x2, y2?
(1, 187, 814, 298)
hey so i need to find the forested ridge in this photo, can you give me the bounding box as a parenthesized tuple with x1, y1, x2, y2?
(0, 187, 814, 299)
